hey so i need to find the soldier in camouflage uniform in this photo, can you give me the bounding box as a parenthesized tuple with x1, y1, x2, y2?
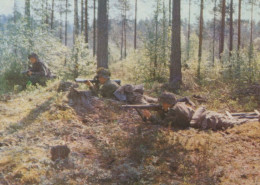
(143, 92, 244, 130)
(25, 53, 51, 86)
(143, 92, 194, 128)
(85, 67, 119, 99)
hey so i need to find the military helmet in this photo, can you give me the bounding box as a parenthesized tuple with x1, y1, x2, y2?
(28, 53, 39, 60)
(96, 67, 111, 79)
(158, 92, 177, 105)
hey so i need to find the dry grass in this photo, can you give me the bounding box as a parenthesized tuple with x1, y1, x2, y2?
(0, 81, 259, 184)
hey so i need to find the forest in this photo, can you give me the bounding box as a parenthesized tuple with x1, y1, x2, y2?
(0, 0, 260, 184)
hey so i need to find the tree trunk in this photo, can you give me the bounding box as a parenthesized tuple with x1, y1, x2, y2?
(81, 0, 84, 33)
(250, 2, 253, 46)
(85, 0, 88, 44)
(187, 0, 191, 60)
(162, 0, 167, 67)
(124, 5, 127, 58)
(169, 0, 171, 27)
(120, 12, 124, 60)
(51, 0, 55, 29)
(93, 0, 96, 56)
(97, 0, 108, 68)
(45, 0, 49, 25)
(74, 0, 79, 44)
(154, 0, 159, 79)
(219, 0, 226, 60)
(134, 0, 137, 50)
(237, 0, 241, 50)
(198, 0, 204, 81)
(65, 0, 68, 46)
(229, 0, 233, 58)
(25, 0, 30, 26)
(169, 0, 181, 90)
(59, 7, 63, 42)
(212, 0, 216, 66)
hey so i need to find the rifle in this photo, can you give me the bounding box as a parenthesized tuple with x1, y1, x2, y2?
(121, 104, 162, 122)
(121, 104, 162, 111)
(75, 78, 121, 86)
(21, 70, 29, 75)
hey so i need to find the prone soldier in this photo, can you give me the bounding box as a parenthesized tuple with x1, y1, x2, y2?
(131, 92, 245, 130)
(85, 67, 120, 99)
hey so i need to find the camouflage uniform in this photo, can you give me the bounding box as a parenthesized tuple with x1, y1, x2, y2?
(190, 107, 245, 130)
(113, 84, 157, 104)
(90, 68, 119, 99)
(148, 92, 242, 130)
(27, 53, 51, 86)
(148, 92, 194, 128)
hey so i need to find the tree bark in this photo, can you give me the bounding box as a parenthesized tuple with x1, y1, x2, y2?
(65, 0, 68, 46)
(229, 0, 233, 58)
(250, 2, 253, 46)
(169, 0, 171, 27)
(81, 0, 84, 33)
(134, 0, 137, 50)
(187, 0, 191, 60)
(51, 0, 55, 29)
(74, 0, 79, 44)
(85, 0, 88, 44)
(169, 0, 181, 90)
(97, 0, 108, 68)
(124, 5, 127, 58)
(25, 0, 30, 26)
(93, 0, 96, 56)
(237, 0, 241, 50)
(219, 0, 226, 60)
(198, 0, 204, 81)
(212, 0, 216, 66)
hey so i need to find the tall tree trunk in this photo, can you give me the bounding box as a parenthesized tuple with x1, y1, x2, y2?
(51, 0, 55, 29)
(85, 0, 88, 44)
(45, 0, 49, 25)
(162, 0, 167, 65)
(81, 0, 84, 33)
(229, 0, 233, 58)
(97, 0, 108, 68)
(250, 2, 253, 46)
(187, 0, 191, 60)
(120, 12, 124, 60)
(169, 0, 181, 90)
(219, 0, 226, 60)
(74, 0, 79, 44)
(237, 0, 241, 50)
(124, 5, 127, 58)
(198, 0, 204, 81)
(65, 0, 68, 46)
(212, 0, 217, 66)
(169, 0, 171, 27)
(25, 0, 30, 25)
(134, 0, 137, 50)
(154, 0, 159, 79)
(59, 7, 63, 42)
(93, 0, 96, 56)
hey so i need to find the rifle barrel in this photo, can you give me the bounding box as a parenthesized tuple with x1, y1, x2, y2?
(122, 104, 161, 109)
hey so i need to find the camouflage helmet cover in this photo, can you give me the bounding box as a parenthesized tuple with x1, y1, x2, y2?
(158, 92, 177, 105)
(96, 67, 111, 79)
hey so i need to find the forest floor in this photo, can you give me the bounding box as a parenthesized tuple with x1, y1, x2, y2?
(0, 81, 259, 185)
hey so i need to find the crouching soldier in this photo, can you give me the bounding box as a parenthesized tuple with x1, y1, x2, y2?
(85, 67, 119, 99)
(25, 53, 51, 86)
(142, 92, 244, 130)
